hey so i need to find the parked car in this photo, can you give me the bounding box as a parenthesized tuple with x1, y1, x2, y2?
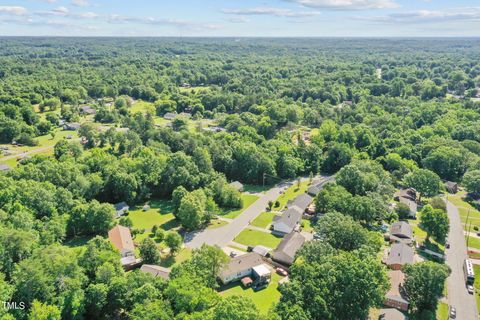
(276, 267, 288, 276)
(446, 242, 450, 249)
(449, 306, 456, 319)
(467, 284, 474, 294)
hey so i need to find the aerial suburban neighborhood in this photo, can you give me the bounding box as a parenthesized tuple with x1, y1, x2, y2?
(1, 5, 480, 319)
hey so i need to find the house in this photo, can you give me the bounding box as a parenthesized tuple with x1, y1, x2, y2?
(445, 181, 458, 194)
(140, 264, 171, 280)
(389, 222, 413, 241)
(114, 202, 129, 218)
(252, 245, 270, 257)
(307, 183, 323, 196)
(384, 271, 409, 312)
(108, 225, 135, 258)
(219, 252, 265, 284)
(386, 243, 414, 270)
(272, 232, 306, 266)
(64, 123, 81, 131)
(0, 164, 11, 172)
(378, 308, 407, 320)
(394, 189, 417, 218)
(163, 112, 177, 120)
(272, 208, 302, 235)
(230, 181, 244, 192)
(287, 193, 313, 213)
(80, 106, 97, 115)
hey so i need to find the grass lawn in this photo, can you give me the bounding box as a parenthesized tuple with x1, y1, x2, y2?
(130, 100, 155, 114)
(448, 192, 480, 233)
(159, 248, 192, 268)
(220, 194, 260, 219)
(474, 265, 480, 316)
(251, 212, 276, 229)
(219, 273, 283, 314)
(243, 184, 275, 194)
(128, 199, 178, 231)
(466, 236, 480, 250)
(436, 302, 449, 320)
(207, 219, 229, 229)
(275, 181, 310, 211)
(302, 219, 314, 233)
(234, 229, 283, 249)
(409, 213, 445, 254)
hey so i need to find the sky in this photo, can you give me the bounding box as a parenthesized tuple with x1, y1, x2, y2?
(0, 0, 479, 37)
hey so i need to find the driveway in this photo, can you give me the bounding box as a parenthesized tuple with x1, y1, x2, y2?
(445, 199, 478, 320)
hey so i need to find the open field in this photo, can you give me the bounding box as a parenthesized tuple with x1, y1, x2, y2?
(234, 229, 283, 248)
(220, 194, 260, 219)
(251, 212, 276, 229)
(219, 273, 283, 314)
(159, 248, 192, 268)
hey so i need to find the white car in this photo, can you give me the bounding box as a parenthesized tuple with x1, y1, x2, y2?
(467, 284, 475, 295)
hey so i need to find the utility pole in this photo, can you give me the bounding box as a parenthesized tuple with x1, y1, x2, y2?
(467, 221, 473, 249)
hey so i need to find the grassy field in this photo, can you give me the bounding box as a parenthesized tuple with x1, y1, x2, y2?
(251, 212, 276, 229)
(220, 194, 260, 219)
(219, 272, 283, 314)
(474, 265, 480, 317)
(448, 191, 480, 233)
(275, 181, 310, 210)
(234, 229, 283, 248)
(409, 212, 445, 254)
(207, 219, 229, 229)
(436, 302, 449, 320)
(130, 100, 155, 114)
(159, 248, 192, 268)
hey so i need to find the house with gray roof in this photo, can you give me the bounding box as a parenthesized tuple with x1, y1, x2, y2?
(163, 112, 177, 120)
(140, 264, 171, 280)
(272, 232, 305, 266)
(64, 122, 81, 131)
(272, 208, 303, 235)
(384, 270, 409, 312)
(394, 189, 417, 218)
(80, 105, 97, 115)
(386, 243, 414, 270)
(287, 193, 313, 213)
(219, 252, 264, 284)
(390, 221, 413, 240)
(114, 202, 129, 218)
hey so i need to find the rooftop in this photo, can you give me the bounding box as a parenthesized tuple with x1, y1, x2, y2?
(273, 208, 303, 230)
(140, 264, 171, 280)
(390, 221, 413, 240)
(108, 225, 135, 252)
(220, 252, 264, 278)
(288, 193, 313, 212)
(386, 243, 414, 266)
(272, 232, 305, 266)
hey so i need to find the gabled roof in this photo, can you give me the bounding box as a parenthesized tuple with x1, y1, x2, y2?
(307, 183, 322, 196)
(220, 252, 263, 278)
(272, 232, 305, 266)
(379, 308, 407, 320)
(108, 225, 135, 252)
(114, 202, 129, 212)
(386, 270, 408, 304)
(140, 264, 171, 280)
(288, 193, 313, 212)
(273, 208, 302, 231)
(390, 221, 413, 240)
(386, 243, 414, 266)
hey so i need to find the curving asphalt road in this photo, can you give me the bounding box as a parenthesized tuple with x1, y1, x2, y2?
(445, 199, 478, 320)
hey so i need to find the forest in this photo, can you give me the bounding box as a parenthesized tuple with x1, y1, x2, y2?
(0, 37, 480, 320)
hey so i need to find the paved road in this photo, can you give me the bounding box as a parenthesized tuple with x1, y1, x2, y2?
(184, 182, 288, 248)
(445, 199, 478, 320)
(185, 176, 332, 249)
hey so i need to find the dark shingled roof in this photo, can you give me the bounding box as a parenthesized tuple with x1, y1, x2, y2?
(272, 232, 306, 266)
(288, 193, 313, 212)
(390, 221, 413, 240)
(273, 208, 303, 231)
(220, 252, 264, 279)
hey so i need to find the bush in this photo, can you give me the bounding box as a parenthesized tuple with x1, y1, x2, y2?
(429, 197, 446, 211)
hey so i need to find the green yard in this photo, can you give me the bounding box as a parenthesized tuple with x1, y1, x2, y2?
(234, 229, 283, 249)
(448, 192, 480, 233)
(474, 265, 480, 316)
(251, 212, 276, 229)
(275, 180, 310, 210)
(219, 273, 283, 314)
(409, 213, 445, 254)
(159, 248, 192, 268)
(130, 100, 155, 114)
(301, 219, 314, 233)
(220, 194, 260, 219)
(436, 302, 449, 320)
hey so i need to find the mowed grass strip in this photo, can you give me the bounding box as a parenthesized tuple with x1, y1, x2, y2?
(219, 273, 283, 315)
(276, 181, 310, 210)
(251, 212, 276, 229)
(234, 229, 282, 248)
(221, 194, 260, 219)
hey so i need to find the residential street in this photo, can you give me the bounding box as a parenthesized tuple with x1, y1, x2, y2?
(185, 176, 332, 249)
(445, 199, 478, 320)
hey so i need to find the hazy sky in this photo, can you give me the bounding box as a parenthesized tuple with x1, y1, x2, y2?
(0, 0, 479, 37)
